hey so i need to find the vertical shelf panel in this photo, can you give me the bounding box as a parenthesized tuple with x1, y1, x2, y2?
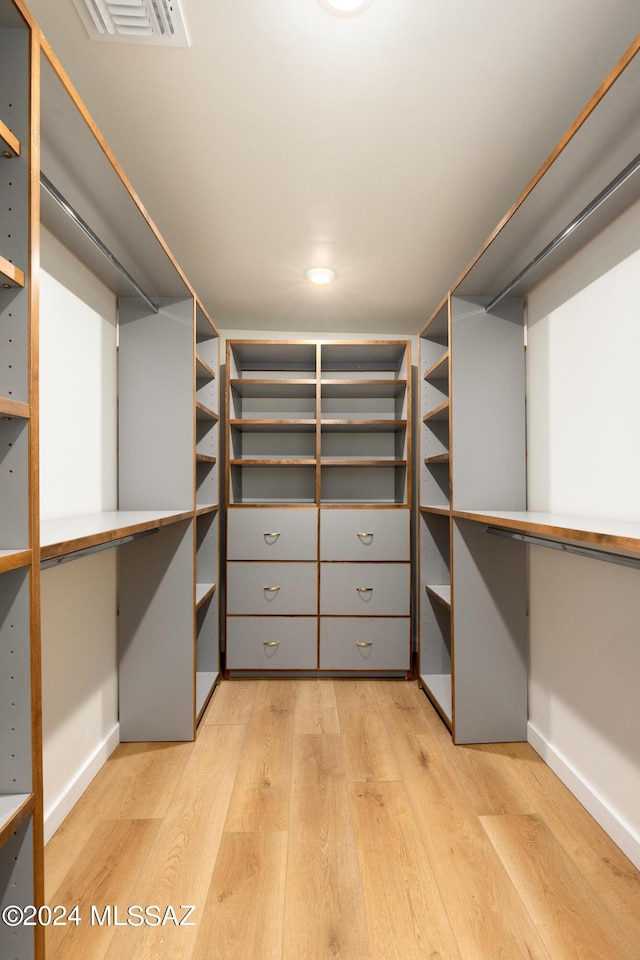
(0, 816, 34, 959)
(0, 566, 32, 795)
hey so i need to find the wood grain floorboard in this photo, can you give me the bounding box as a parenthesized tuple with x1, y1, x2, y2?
(283, 734, 371, 960)
(192, 831, 288, 960)
(334, 680, 400, 783)
(293, 679, 340, 734)
(350, 780, 462, 960)
(481, 813, 640, 960)
(202, 678, 258, 725)
(44, 680, 640, 960)
(45, 819, 160, 960)
(224, 680, 296, 831)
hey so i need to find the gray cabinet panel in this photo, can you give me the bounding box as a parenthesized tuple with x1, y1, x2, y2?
(227, 562, 317, 615)
(320, 508, 410, 560)
(226, 617, 317, 669)
(319, 618, 410, 671)
(320, 563, 409, 615)
(227, 508, 317, 560)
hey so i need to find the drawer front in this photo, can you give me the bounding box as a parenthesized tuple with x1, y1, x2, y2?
(227, 617, 317, 670)
(320, 509, 410, 560)
(320, 563, 410, 616)
(320, 618, 410, 671)
(227, 562, 317, 615)
(227, 508, 317, 560)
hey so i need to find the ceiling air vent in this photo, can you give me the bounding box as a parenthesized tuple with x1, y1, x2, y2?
(71, 0, 190, 46)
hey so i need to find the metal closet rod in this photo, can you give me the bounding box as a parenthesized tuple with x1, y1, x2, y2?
(484, 149, 640, 314)
(487, 526, 640, 571)
(40, 528, 159, 570)
(40, 172, 159, 315)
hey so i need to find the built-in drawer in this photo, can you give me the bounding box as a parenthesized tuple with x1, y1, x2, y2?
(227, 507, 318, 560)
(227, 561, 317, 615)
(226, 617, 318, 670)
(320, 508, 410, 561)
(320, 563, 410, 616)
(319, 617, 410, 671)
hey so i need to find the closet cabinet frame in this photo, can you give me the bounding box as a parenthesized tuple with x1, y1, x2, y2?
(418, 32, 640, 744)
(0, 2, 43, 958)
(225, 338, 412, 677)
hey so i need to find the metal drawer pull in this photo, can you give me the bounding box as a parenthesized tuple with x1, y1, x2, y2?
(356, 587, 373, 592)
(263, 585, 280, 592)
(356, 641, 373, 648)
(263, 640, 280, 647)
(263, 531, 280, 539)
(357, 531, 374, 539)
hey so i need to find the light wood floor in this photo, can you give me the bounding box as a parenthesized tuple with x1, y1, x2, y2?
(45, 679, 640, 959)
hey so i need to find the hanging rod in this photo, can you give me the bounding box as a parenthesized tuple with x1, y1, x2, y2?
(40, 172, 159, 315)
(484, 150, 640, 314)
(486, 526, 640, 571)
(40, 528, 159, 570)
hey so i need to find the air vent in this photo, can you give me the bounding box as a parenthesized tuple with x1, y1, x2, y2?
(71, 0, 190, 46)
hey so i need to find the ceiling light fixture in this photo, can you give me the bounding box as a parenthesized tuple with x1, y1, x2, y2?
(306, 267, 336, 285)
(317, 0, 374, 17)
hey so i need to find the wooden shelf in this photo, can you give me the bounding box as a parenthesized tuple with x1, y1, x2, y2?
(420, 504, 452, 517)
(321, 380, 407, 398)
(0, 794, 34, 848)
(321, 419, 406, 432)
(423, 354, 449, 381)
(195, 401, 219, 421)
(0, 397, 29, 418)
(453, 509, 640, 557)
(425, 583, 451, 609)
(423, 400, 450, 422)
(0, 548, 31, 574)
(195, 503, 219, 516)
(196, 453, 217, 464)
(230, 458, 316, 467)
(230, 419, 316, 432)
(196, 581, 216, 608)
(0, 117, 20, 157)
(196, 355, 216, 380)
(230, 379, 316, 397)
(0, 253, 25, 288)
(40, 509, 193, 561)
(424, 453, 450, 465)
(321, 458, 407, 467)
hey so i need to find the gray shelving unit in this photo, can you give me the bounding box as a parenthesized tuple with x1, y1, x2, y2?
(0, 3, 42, 957)
(225, 339, 411, 676)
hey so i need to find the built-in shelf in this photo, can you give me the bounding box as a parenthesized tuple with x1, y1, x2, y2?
(40, 509, 193, 561)
(230, 379, 316, 397)
(230, 419, 316, 432)
(424, 354, 449, 381)
(0, 548, 31, 573)
(424, 454, 450, 465)
(321, 380, 407, 397)
(0, 397, 29, 418)
(423, 400, 450, 422)
(196, 671, 217, 718)
(195, 503, 219, 516)
(425, 583, 451, 608)
(0, 253, 25, 288)
(230, 458, 316, 466)
(322, 458, 407, 467)
(196, 454, 217, 464)
(196, 582, 216, 608)
(195, 401, 219, 421)
(453, 509, 640, 556)
(196, 355, 216, 380)
(0, 794, 34, 847)
(420, 505, 452, 517)
(0, 117, 20, 157)
(321, 419, 406, 431)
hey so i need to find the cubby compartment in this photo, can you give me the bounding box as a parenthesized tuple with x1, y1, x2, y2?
(229, 380, 316, 420)
(0, 286, 28, 408)
(321, 380, 407, 420)
(195, 508, 219, 720)
(0, 414, 28, 549)
(229, 463, 317, 504)
(421, 461, 450, 509)
(196, 459, 219, 507)
(321, 341, 407, 380)
(321, 463, 408, 504)
(229, 421, 316, 461)
(321, 421, 407, 462)
(228, 341, 317, 381)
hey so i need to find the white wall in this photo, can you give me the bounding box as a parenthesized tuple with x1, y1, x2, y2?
(39, 227, 119, 841)
(526, 197, 640, 867)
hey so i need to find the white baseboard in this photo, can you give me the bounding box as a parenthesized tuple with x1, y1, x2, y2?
(43, 724, 120, 844)
(528, 722, 640, 871)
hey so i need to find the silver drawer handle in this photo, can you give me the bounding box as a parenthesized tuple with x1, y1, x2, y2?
(264, 531, 280, 539)
(356, 587, 373, 593)
(357, 532, 374, 539)
(263, 640, 280, 647)
(356, 641, 373, 648)
(263, 585, 280, 592)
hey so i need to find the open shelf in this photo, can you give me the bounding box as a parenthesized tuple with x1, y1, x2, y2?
(426, 583, 451, 609)
(321, 379, 407, 397)
(321, 419, 406, 431)
(0, 397, 29, 418)
(0, 793, 33, 847)
(0, 548, 31, 573)
(0, 253, 24, 288)
(40, 509, 193, 561)
(196, 354, 216, 380)
(230, 379, 316, 396)
(424, 353, 449, 382)
(230, 419, 316, 431)
(420, 674, 452, 725)
(0, 116, 20, 157)
(195, 401, 219, 421)
(423, 400, 450, 422)
(196, 581, 216, 608)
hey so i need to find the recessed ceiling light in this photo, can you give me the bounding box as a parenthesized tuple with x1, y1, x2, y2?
(317, 0, 374, 17)
(306, 267, 336, 285)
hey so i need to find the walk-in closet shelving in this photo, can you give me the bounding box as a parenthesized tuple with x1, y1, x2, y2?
(225, 339, 411, 676)
(419, 33, 640, 744)
(1, 3, 43, 958)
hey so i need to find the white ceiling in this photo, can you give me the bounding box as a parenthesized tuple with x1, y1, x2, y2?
(26, 0, 640, 334)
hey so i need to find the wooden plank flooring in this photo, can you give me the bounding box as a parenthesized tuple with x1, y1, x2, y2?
(45, 680, 640, 959)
